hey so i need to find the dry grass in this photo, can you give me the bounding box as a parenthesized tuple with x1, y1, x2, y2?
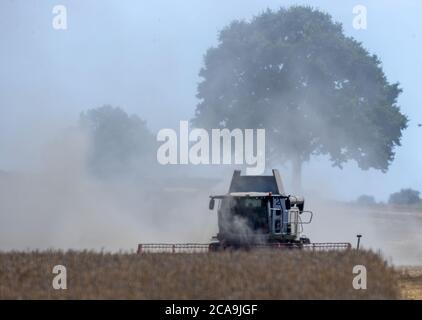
(398, 267, 422, 300)
(0, 249, 400, 299)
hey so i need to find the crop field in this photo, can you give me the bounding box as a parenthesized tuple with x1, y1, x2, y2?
(398, 267, 422, 299)
(0, 249, 405, 299)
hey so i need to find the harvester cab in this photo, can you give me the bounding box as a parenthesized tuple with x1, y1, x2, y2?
(208, 170, 312, 249)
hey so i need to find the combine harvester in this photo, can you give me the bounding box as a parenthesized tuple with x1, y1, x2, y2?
(137, 170, 351, 254)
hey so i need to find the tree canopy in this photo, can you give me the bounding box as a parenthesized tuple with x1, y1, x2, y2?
(357, 195, 376, 206)
(389, 189, 421, 206)
(79, 105, 154, 178)
(193, 6, 408, 181)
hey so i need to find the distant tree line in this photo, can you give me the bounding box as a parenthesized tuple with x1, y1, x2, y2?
(388, 188, 421, 206)
(357, 188, 421, 206)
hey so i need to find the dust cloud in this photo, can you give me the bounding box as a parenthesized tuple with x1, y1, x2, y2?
(0, 128, 218, 252)
(303, 191, 422, 266)
(0, 126, 420, 266)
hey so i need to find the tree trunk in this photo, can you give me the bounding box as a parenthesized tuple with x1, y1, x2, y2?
(291, 156, 302, 193)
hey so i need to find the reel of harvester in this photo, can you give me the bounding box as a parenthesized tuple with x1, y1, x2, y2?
(136, 242, 351, 254)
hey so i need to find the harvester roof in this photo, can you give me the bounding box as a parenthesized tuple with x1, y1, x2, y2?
(228, 169, 285, 195)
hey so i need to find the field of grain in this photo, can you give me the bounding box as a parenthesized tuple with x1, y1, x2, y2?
(0, 249, 401, 299)
(398, 267, 422, 299)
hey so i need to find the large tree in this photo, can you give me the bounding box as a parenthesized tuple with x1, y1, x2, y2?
(193, 6, 407, 186)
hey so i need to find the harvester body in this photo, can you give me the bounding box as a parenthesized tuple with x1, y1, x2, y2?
(136, 169, 352, 253)
(208, 170, 312, 250)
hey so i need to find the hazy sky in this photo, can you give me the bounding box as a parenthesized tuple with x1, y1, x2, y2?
(0, 0, 421, 200)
